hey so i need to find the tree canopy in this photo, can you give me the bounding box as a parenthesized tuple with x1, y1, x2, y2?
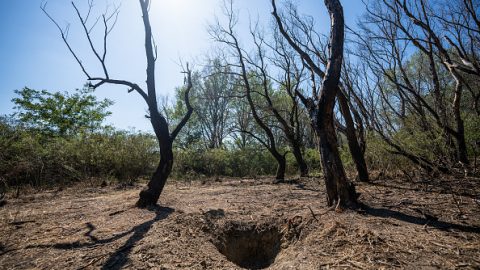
(12, 85, 113, 136)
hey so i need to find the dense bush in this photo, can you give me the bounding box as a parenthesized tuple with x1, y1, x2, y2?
(4, 85, 323, 188)
(172, 147, 321, 179)
(0, 120, 158, 187)
(464, 114, 480, 157)
(173, 148, 281, 179)
(12, 86, 113, 136)
(362, 133, 411, 173)
(1, 116, 324, 187)
(360, 113, 480, 174)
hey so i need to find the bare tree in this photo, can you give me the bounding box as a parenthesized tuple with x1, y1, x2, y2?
(193, 58, 235, 149)
(209, 2, 288, 180)
(248, 24, 310, 177)
(42, 0, 193, 207)
(271, 1, 369, 182)
(351, 0, 479, 172)
(272, 0, 358, 208)
(395, 0, 476, 165)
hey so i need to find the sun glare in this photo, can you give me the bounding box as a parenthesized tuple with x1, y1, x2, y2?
(163, 0, 187, 10)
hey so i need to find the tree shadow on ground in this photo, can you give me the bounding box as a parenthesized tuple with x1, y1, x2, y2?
(25, 206, 174, 268)
(363, 205, 480, 234)
(275, 178, 320, 192)
(100, 206, 174, 269)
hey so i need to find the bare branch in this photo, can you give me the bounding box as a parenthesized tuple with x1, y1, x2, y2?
(171, 64, 194, 140)
(41, 2, 92, 79)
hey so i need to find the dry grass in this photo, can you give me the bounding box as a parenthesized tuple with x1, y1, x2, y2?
(0, 176, 479, 269)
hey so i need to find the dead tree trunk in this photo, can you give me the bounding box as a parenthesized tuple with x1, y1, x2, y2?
(338, 91, 369, 182)
(315, 10, 358, 205)
(272, 0, 358, 208)
(315, 101, 356, 206)
(135, 0, 193, 207)
(273, 152, 287, 180)
(138, 133, 173, 207)
(43, 0, 194, 208)
(291, 141, 309, 177)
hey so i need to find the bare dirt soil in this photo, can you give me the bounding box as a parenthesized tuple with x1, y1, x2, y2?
(1, 176, 479, 269)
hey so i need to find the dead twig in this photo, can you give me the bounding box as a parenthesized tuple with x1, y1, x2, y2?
(307, 205, 318, 221)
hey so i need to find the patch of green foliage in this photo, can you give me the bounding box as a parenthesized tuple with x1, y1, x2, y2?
(12, 85, 113, 136)
(172, 147, 322, 180)
(0, 117, 158, 187)
(464, 114, 480, 156)
(1, 86, 158, 188)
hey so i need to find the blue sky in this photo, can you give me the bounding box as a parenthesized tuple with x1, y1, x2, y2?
(0, 0, 366, 132)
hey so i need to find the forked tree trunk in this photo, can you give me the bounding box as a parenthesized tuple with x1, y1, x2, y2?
(316, 0, 358, 208)
(272, 0, 358, 209)
(136, 71, 192, 207)
(44, 0, 193, 208)
(135, 0, 192, 207)
(136, 108, 173, 207)
(136, 127, 173, 207)
(315, 107, 357, 207)
(137, 144, 173, 207)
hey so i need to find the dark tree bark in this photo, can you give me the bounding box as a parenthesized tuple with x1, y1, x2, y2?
(291, 140, 309, 177)
(137, 0, 194, 206)
(271, 0, 368, 182)
(274, 152, 287, 180)
(338, 91, 369, 182)
(273, 0, 358, 208)
(43, 0, 193, 208)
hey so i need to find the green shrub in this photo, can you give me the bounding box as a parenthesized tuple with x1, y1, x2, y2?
(464, 114, 480, 156)
(171, 146, 322, 179)
(172, 147, 302, 179)
(363, 132, 412, 172)
(0, 119, 158, 187)
(301, 148, 322, 175)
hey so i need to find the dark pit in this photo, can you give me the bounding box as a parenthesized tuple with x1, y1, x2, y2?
(214, 222, 282, 269)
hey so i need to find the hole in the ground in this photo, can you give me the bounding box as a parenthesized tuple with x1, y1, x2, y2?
(214, 222, 282, 269)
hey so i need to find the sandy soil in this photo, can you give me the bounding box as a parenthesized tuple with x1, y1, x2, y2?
(1, 176, 479, 269)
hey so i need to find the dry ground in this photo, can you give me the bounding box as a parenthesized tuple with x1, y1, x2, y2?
(1, 176, 479, 269)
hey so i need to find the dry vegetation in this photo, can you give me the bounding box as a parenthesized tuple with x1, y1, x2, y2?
(1, 176, 479, 269)
(1, 0, 479, 269)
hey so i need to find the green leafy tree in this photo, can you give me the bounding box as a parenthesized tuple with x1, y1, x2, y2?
(12, 85, 113, 136)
